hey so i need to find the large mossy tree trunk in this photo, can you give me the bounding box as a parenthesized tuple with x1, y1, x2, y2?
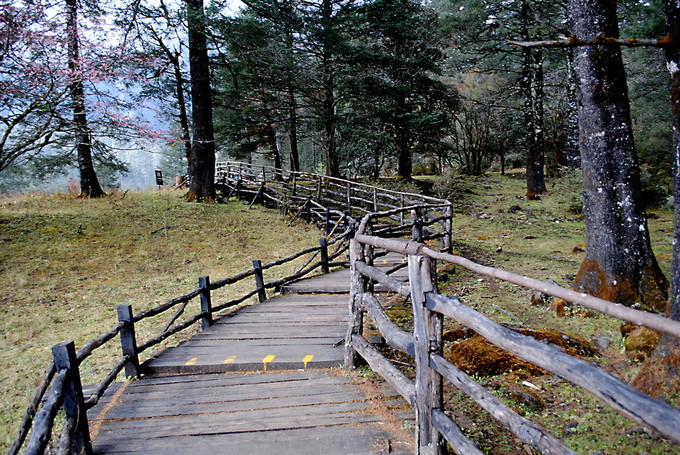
(630, 0, 680, 398)
(519, 1, 546, 197)
(66, 0, 105, 199)
(568, 0, 667, 311)
(186, 0, 216, 202)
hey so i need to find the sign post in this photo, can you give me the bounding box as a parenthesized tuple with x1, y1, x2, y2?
(155, 170, 164, 190)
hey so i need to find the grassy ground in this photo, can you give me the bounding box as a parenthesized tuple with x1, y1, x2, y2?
(0, 190, 322, 451)
(429, 169, 677, 454)
(2, 172, 677, 454)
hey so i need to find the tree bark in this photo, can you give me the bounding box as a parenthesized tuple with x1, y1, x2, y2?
(66, 0, 105, 199)
(568, 0, 667, 311)
(171, 50, 192, 169)
(321, 0, 339, 177)
(186, 0, 216, 202)
(396, 92, 412, 180)
(630, 0, 680, 399)
(565, 48, 581, 169)
(520, 1, 546, 196)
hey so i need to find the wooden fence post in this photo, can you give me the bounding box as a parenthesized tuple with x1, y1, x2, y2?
(344, 238, 365, 371)
(325, 207, 332, 235)
(117, 304, 139, 378)
(198, 276, 213, 329)
(52, 341, 92, 455)
(253, 260, 267, 302)
(346, 182, 351, 215)
(408, 255, 444, 455)
(412, 208, 423, 242)
(316, 175, 322, 201)
(304, 198, 311, 223)
(320, 238, 329, 274)
(443, 204, 453, 253)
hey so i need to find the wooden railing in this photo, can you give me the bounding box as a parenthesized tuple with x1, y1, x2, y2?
(215, 161, 453, 253)
(9, 227, 351, 455)
(345, 211, 680, 454)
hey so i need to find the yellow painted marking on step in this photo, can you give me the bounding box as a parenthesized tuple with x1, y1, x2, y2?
(303, 355, 314, 368)
(185, 357, 198, 366)
(223, 356, 237, 364)
(262, 355, 276, 371)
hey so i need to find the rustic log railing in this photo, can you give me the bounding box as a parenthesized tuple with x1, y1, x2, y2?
(9, 226, 351, 455)
(215, 161, 453, 253)
(345, 214, 680, 454)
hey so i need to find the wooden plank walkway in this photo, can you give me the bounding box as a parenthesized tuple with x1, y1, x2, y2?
(88, 261, 414, 454)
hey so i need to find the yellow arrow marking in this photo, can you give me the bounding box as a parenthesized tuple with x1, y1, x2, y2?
(185, 357, 198, 366)
(224, 356, 237, 364)
(263, 355, 276, 371)
(303, 355, 314, 369)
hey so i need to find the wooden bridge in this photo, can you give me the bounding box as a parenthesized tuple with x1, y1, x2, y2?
(88, 262, 414, 455)
(11, 162, 680, 454)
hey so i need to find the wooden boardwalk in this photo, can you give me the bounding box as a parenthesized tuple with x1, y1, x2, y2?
(88, 264, 414, 454)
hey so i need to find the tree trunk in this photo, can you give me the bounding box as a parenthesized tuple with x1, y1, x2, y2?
(288, 90, 300, 173)
(172, 50, 192, 169)
(520, 1, 546, 197)
(186, 0, 215, 202)
(568, 0, 667, 311)
(396, 92, 412, 180)
(565, 49, 581, 169)
(629, 0, 680, 399)
(66, 0, 105, 199)
(321, 0, 339, 177)
(268, 123, 284, 173)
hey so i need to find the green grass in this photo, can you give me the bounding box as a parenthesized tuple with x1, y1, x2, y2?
(2, 171, 678, 454)
(431, 169, 677, 454)
(0, 190, 322, 450)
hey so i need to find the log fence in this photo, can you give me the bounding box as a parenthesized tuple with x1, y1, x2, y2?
(9, 224, 353, 455)
(345, 212, 680, 454)
(215, 161, 453, 253)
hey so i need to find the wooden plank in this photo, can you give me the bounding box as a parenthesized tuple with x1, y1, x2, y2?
(94, 424, 411, 455)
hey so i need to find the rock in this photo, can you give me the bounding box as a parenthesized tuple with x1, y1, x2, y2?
(496, 246, 503, 253)
(529, 289, 546, 306)
(507, 390, 545, 412)
(591, 334, 612, 351)
(564, 421, 579, 436)
(509, 205, 522, 213)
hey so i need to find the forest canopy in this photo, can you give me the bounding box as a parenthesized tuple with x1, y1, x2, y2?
(0, 0, 671, 196)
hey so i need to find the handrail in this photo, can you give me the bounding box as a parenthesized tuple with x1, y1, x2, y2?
(346, 230, 680, 454)
(11, 166, 455, 454)
(214, 161, 454, 253)
(10, 224, 355, 455)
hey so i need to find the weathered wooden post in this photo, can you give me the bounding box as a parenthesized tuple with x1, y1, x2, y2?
(52, 341, 92, 455)
(320, 238, 329, 274)
(304, 198, 311, 223)
(408, 255, 444, 455)
(292, 172, 297, 197)
(443, 203, 453, 253)
(344, 235, 365, 371)
(372, 188, 378, 212)
(346, 182, 351, 215)
(117, 304, 139, 378)
(198, 276, 213, 329)
(316, 175, 322, 201)
(325, 207, 332, 235)
(253, 260, 267, 303)
(412, 208, 423, 243)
